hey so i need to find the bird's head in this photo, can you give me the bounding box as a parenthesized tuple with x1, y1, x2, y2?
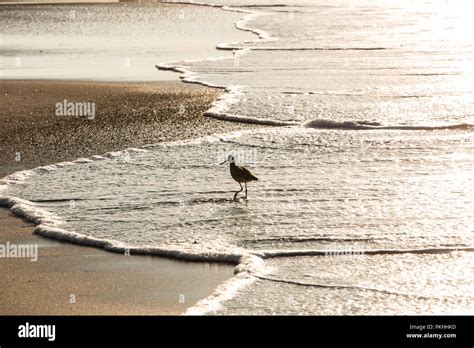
(220, 155, 235, 165)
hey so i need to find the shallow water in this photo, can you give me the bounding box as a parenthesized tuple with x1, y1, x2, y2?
(1, 0, 473, 314)
(2, 126, 473, 314)
(0, 2, 254, 80)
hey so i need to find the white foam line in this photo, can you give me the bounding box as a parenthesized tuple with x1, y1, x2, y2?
(156, 63, 227, 89)
(162, 0, 222, 8)
(0, 198, 247, 262)
(202, 85, 297, 126)
(204, 110, 298, 126)
(0, 127, 267, 190)
(0, 169, 36, 187)
(219, 46, 390, 50)
(0, 147, 144, 188)
(304, 119, 474, 131)
(258, 247, 474, 258)
(247, 272, 444, 301)
(185, 273, 256, 315)
(0, 187, 249, 265)
(160, 1, 280, 127)
(163, 0, 277, 41)
(185, 254, 267, 315)
(165, 2, 278, 47)
(220, 6, 278, 46)
(0, 197, 63, 226)
(34, 224, 245, 263)
(142, 126, 274, 149)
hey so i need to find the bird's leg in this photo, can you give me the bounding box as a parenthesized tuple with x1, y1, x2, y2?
(245, 182, 248, 199)
(234, 182, 243, 200)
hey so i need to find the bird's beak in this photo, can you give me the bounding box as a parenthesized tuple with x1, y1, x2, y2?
(219, 160, 227, 165)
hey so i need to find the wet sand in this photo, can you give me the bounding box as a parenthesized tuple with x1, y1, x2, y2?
(0, 80, 252, 175)
(0, 79, 256, 315)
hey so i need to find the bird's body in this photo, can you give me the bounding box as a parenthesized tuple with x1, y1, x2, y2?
(220, 155, 258, 199)
(230, 162, 258, 183)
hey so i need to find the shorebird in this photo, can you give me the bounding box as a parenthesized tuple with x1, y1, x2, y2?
(220, 155, 258, 199)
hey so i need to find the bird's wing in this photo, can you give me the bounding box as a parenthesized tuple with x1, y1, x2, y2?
(238, 165, 258, 181)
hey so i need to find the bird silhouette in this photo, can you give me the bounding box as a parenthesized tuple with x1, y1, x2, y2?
(220, 155, 258, 200)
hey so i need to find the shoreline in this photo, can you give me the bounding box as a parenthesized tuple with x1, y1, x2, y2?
(0, 79, 258, 315)
(0, 79, 257, 176)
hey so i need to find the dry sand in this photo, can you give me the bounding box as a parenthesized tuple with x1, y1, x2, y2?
(0, 79, 256, 315)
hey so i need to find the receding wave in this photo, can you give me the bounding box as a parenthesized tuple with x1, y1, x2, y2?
(218, 46, 389, 51)
(156, 63, 227, 89)
(259, 247, 474, 259)
(240, 236, 379, 245)
(0, 195, 243, 263)
(250, 273, 441, 300)
(305, 119, 474, 131)
(204, 115, 473, 130)
(204, 110, 298, 126)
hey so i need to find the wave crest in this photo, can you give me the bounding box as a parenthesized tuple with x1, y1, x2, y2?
(305, 119, 474, 131)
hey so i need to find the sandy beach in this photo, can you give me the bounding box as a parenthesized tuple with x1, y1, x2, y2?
(0, 79, 256, 314)
(1, 0, 472, 324)
(0, 80, 254, 175)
